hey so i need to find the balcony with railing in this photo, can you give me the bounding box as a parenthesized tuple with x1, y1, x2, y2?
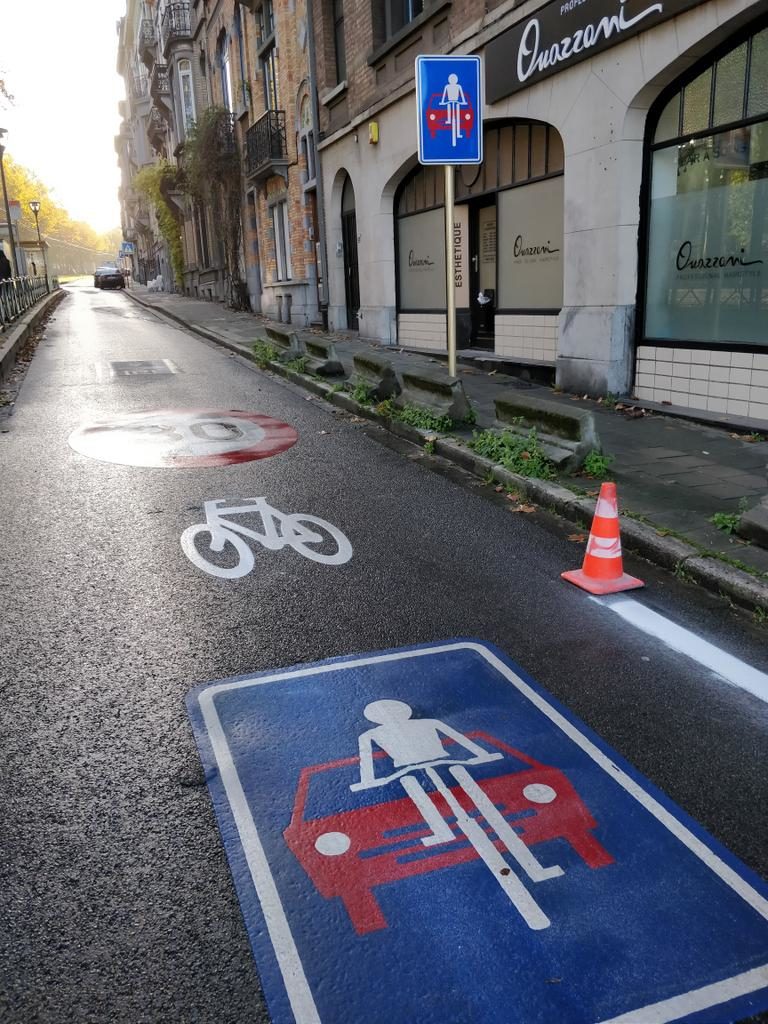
(161, 2, 192, 56)
(245, 110, 288, 184)
(217, 112, 237, 157)
(138, 17, 157, 68)
(130, 73, 148, 100)
(150, 63, 170, 102)
(148, 106, 169, 154)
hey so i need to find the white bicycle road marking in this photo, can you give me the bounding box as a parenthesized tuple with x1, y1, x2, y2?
(181, 497, 353, 579)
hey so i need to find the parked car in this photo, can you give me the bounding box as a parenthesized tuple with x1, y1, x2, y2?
(425, 92, 475, 139)
(283, 732, 613, 934)
(94, 265, 124, 289)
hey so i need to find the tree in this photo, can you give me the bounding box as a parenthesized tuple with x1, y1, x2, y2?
(183, 107, 248, 309)
(3, 155, 120, 252)
(133, 160, 185, 285)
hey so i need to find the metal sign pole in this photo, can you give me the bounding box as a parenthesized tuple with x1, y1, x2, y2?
(444, 164, 456, 378)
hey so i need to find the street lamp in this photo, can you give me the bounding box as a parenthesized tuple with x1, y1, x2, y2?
(0, 127, 20, 278)
(28, 199, 49, 292)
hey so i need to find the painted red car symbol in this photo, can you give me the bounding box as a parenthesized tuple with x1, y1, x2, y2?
(283, 732, 613, 934)
(425, 92, 475, 139)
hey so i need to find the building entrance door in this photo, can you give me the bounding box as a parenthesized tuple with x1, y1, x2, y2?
(469, 201, 496, 349)
(341, 176, 360, 330)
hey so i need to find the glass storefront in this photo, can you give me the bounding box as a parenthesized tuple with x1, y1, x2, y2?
(645, 27, 768, 345)
(395, 121, 564, 350)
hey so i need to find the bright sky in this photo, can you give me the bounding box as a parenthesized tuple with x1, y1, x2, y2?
(0, 0, 125, 233)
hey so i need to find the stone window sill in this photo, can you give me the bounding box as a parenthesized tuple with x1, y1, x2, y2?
(367, 0, 451, 67)
(320, 80, 348, 107)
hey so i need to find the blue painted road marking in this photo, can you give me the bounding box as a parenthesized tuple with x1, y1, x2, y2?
(187, 640, 768, 1024)
(415, 55, 483, 165)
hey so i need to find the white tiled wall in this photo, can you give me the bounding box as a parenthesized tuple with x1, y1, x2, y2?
(634, 346, 768, 422)
(495, 315, 558, 363)
(397, 312, 558, 361)
(397, 313, 446, 351)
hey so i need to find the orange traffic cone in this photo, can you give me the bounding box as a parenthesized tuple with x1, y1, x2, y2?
(561, 482, 644, 595)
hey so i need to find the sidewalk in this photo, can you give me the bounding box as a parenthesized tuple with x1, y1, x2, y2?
(126, 285, 768, 585)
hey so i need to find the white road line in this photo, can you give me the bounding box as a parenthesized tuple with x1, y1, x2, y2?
(591, 595, 768, 704)
(597, 963, 768, 1024)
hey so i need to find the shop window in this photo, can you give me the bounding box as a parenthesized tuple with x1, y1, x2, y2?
(713, 43, 747, 127)
(513, 126, 529, 183)
(644, 25, 768, 346)
(395, 121, 564, 314)
(747, 29, 768, 118)
(681, 68, 712, 136)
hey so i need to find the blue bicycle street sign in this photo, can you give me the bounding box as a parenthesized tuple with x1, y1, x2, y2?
(416, 55, 483, 165)
(187, 640, 768, 1024)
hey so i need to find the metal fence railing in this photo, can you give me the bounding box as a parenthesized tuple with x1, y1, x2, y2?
(0, 276, 53, 331)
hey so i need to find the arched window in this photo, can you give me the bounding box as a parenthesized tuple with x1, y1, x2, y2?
(644, 24, 768, 346)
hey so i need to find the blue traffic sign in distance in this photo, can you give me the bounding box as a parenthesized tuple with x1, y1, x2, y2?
(187, 641, 768, 1024)
(416, 55, 483, 165)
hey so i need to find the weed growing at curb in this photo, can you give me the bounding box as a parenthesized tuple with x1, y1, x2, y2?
(602, 392, 618, 410)
(469, 428, 556, 480)
(285, 355, 309, 374)
(674, 561, 696, 584)
(253, 340, 278, 367)
(710, 499, 747, 535)
(755, 606, 767, 624)
(348, 382, 373, 406)
(582, 450, 614, 479)
(424, 438, 436, 455)
(374, 399, 455, 432)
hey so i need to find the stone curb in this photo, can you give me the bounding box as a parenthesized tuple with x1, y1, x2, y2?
(124, 290, 768, 616)
(0, 289, 65, 382)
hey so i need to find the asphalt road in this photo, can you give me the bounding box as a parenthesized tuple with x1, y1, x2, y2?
(2, 282, 767, 1024)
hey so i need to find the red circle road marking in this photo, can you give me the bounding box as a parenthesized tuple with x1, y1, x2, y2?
(68, 409, 299, 468)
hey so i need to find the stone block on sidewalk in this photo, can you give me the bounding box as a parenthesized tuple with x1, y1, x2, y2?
(265, 326, 304, 360)
(494, 395, 599, 472)
(396, 370, 471, 423)
(351, 353, 402, 401)
(738, 496, 768, 548)
(304, 337, 344, 377)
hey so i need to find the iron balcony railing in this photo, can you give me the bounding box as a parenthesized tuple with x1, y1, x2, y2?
(131, 73, 148, 100)
(245, 110, 287, 180)
(138, 18, 157, 66)
(0, 277, 52, 331)
(150, 63, 170, 96)
(161, 2, 191, 53)
(148, 106, 169, 144)
(217, 111, 237, 155)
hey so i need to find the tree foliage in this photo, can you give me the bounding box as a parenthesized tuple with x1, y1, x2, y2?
(133, 160, 185, 286)
(183, 107, 248, 309)
(3, 155, 120, 251)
